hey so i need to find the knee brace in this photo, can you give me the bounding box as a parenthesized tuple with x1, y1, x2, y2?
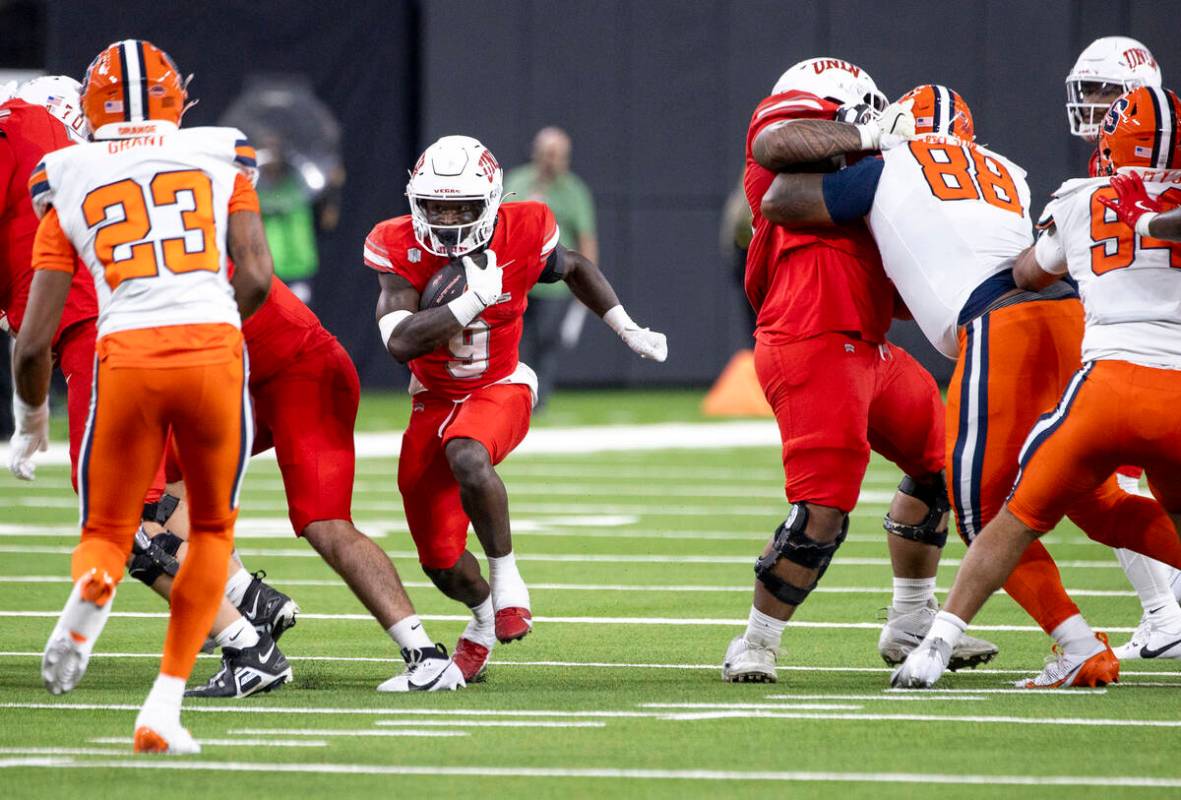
(754, 503, 849, 606)
(883, 474, 950, 548)
(128, 527, 184, 586)
(141, 493, 181, 526)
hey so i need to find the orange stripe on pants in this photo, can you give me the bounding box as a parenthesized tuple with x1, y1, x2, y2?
(75, 323, 249, 681)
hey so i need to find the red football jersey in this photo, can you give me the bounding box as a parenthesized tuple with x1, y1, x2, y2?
(744, 90, 895, 345)
(1088, 147, 1101, 178)
(363, 201, 559, 399)
(0, 99, 97, 338)
(243, 275, 333, 384)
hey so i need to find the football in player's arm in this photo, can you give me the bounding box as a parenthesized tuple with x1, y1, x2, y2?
(376, 244, 666, 366)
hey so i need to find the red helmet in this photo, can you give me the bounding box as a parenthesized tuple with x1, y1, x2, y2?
(1097, 85, 1181, 175)
(898, 84, 974, 140)
(81, 39, 188, 131)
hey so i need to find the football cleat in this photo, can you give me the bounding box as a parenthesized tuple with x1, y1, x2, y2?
(890, 636, 952, 689)
(42, 569, 117, 695)
(1015, 632, 1120, 688)
(721, 635, 778, 683)
(377, 644, 465, 692)
(185, 633, 292, 698)
(878, 600, 998, 670)
(133, 708, 200, 755)
(236, 570, 300, 641)
(1113, 612, 1181, 661)
(494, 607, 533, 644)
(453, 637, 492, 683)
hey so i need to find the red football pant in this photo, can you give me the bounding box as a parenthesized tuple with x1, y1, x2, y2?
(755, 333, 944, 512)
(398, 383, 532, 569)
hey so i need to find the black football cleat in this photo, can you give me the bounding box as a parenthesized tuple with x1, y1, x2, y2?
(185, 632, 293, 698)
(237, 570, 300, 641)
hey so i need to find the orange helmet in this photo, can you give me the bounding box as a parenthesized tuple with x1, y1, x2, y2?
(81, 39, 188, 131)
(898, 84, 974, 140)
(1097, 85, 1181, 175)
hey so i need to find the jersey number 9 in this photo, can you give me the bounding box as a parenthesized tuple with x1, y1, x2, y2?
(1089, 186, 1181, 274)
(82, 169, 220, 290)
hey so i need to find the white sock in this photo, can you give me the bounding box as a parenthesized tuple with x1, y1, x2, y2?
(892, 577, 936, 613)
(141, 673, 186, 717)
(224, 567, 253, 607)
(928, 610, 967, 649)
(59, 572, 116, 650)
(1117, 549, 1181, 624)
(1116, 471, 1144, 495)
(744, 606, 788, 650)
(387, 614, 433, 651)
(1050, 613, 1100, 659)
(462, 596, 496, 648)
(488, 552, 530, 610)
(214, 616, 260, 650)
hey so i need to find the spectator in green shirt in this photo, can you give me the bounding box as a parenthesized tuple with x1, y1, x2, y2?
(257, 135, 319, 305)
(504, 127, 598, 409)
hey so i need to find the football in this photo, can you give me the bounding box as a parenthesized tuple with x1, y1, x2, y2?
(419, 261, 468, 309)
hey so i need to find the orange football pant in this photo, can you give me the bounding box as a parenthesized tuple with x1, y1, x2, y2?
(73, 324, 250, 680)
(1010, 359, 1181, 567)
(947, 297, 1083, 635)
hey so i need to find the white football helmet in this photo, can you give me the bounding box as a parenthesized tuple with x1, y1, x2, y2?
(1066, 36, 1162, 141)
(16, 75, 90, 143)
(771, 57, 887, 112)
(406, 135, 503, 257)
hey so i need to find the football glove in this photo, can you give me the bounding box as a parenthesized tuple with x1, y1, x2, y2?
(603, 305, 668, 362)
(836, 102, 878, 126)
(1100, 171, 1162, 236)
(448, 249, 505, 326)
(856, 99, 915, 151)
(9, 393, 49, 481)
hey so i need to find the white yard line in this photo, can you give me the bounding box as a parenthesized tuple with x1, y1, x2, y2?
(656, 710, 1181, 727)
(0, 757, 1178, 788)
(0, 611, 1137, 633)
(370, 720, 608, 728)
(89, 737, 328, 748)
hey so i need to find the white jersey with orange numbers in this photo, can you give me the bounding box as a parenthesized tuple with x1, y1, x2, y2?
(29, 119, 257, 337)
(1034, 170, 1181, 368)
(870, 134, 1033, 357)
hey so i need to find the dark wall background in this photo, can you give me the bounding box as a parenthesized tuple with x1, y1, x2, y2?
(42, 0, 1180, 388)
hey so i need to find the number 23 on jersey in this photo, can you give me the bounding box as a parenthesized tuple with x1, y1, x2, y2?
(82, 168, 220, 290)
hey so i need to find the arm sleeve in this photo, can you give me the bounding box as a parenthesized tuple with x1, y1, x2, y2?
(27, 159, 53, 218)
(232, 136, 259, 186)
(537, 244, 567, 284)
(820, 156, 884, 223)
(362, 227, 396, 272)
(538, 203, 560, 261)
(228, 172, 260, 214)
(32, 207, 77, 274)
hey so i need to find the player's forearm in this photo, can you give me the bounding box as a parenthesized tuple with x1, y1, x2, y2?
(227, 211, 274, 319)
(13, 344, 52, 407)
(1145, 207, 1181, 241)
(752, 120, 862, 171)
(562, 251, 619, 317)
(761, 173, 834, 227)
(383, 307, 462, 364)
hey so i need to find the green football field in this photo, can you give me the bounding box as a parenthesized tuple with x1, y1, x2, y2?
(1, 389, 1178, 798)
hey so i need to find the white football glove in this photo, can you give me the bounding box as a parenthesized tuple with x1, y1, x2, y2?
(603, 305, 668, 363)
(463, 249, 503, 307)
(856, 99, 915, 151)
(9, 394, 49, 481)
(448, 249, 505, 326)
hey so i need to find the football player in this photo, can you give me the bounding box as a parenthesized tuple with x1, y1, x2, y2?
(144, 274, 466, 695)
(17, 39, 273, 752)
(893, 86, 1181, 688)
(758, 84, 1181, 686)
(364, 135, 667, 683)
(1066, 36, 1181, 661)
(721, 59, 997, 683)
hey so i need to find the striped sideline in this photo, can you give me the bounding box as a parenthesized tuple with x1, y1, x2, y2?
(0, 756, 1178, 788)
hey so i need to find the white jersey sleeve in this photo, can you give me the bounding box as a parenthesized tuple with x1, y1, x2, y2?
(869, 136, 1034, 358)
(38, 122, 252, 338)
(1047, 173, 1181, 367)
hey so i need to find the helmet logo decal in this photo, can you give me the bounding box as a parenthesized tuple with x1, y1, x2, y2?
(1102, 97, 1128, 135)
(811, 58, 860, 77)
(1122, 48, 1157, 71)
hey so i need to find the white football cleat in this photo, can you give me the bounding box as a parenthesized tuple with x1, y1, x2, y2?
(133, 709, 200, 755)
(1014, 633, 1119, 688)
(721, 635, 778, 683)
(878, 599, 998, 670)
(1113, 613, 1181, 661)
(890, 636, 952, 688)
(377, 644, 466, 692)
(42, 569, 117, 695)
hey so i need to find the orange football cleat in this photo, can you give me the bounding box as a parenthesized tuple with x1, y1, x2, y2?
(1015, 632, 1120, 688)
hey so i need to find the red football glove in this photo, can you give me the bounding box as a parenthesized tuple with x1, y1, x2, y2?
(1099, 171, 1162, 232)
